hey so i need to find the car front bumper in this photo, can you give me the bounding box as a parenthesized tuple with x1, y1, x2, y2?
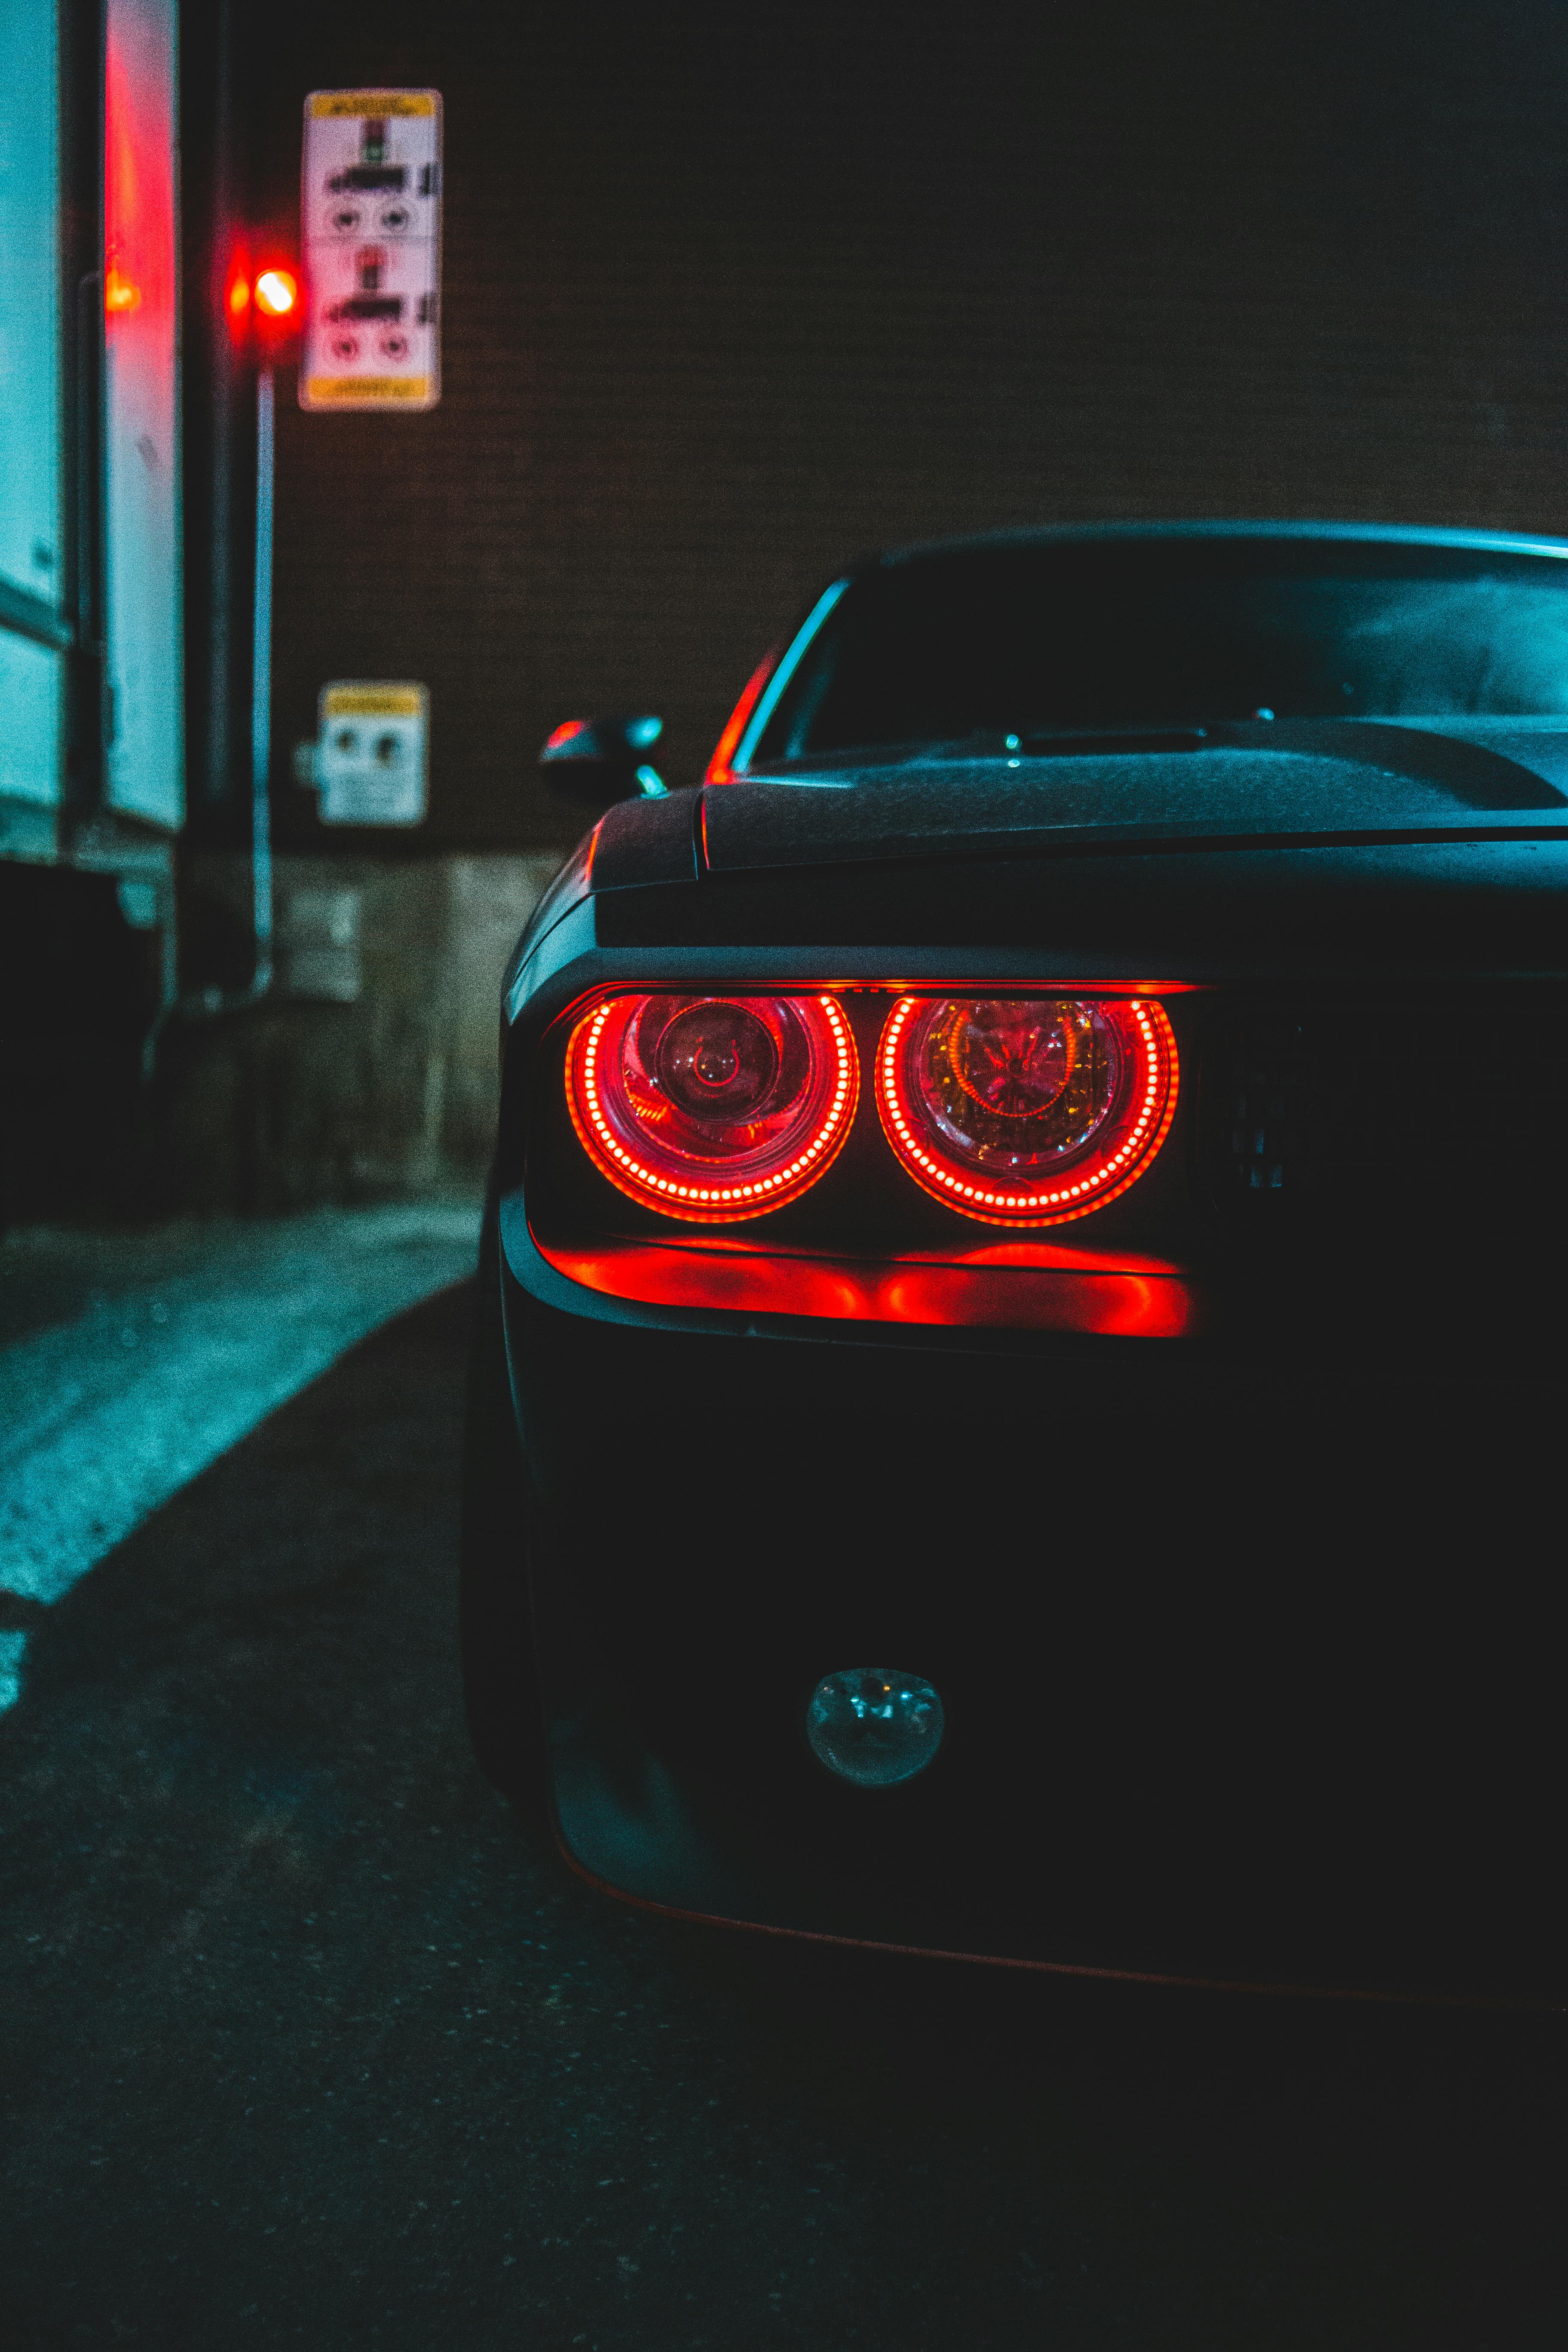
(500, 1198, 1566, 2008)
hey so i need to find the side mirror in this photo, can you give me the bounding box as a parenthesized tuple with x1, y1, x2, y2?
(539, 714, 666, 801)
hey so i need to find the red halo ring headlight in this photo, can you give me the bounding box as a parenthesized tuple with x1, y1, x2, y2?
(567, 992, 858, 1222)
(877, 995, 1178, 1225)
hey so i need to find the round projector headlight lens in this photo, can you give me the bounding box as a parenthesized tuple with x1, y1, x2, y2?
(876, 993, 1179, 1225)
(565, 990, 859, 1221)
(805, 1667, 945, 1787)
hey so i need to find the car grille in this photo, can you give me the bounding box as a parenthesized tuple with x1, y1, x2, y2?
(1202, 989, 1568, 1237)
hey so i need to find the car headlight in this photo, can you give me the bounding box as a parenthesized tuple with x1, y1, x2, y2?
(566, 991, 859, 1222)
(876, 995, 1177, 1225)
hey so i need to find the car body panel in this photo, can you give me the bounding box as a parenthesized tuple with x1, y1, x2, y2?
(478, 524, 1568, 2005)
(708, 727, 1568, 873)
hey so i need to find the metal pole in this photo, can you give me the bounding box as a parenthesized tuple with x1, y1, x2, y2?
(248, 361, 275, 998)
(146, 338, 278, 1071)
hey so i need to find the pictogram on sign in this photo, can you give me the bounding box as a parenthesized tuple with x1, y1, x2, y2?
(314, 682, 429, 824)
(300, 91, 442, 412)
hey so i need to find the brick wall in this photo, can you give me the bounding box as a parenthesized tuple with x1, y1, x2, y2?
(228, 0, 1568, 858)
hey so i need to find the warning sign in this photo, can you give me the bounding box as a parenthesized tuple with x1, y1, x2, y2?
(315, 683, 429, 825)
(300, 91, 441, 413)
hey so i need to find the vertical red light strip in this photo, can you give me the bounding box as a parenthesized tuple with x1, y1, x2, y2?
(104, 11, 173, 327)
(101, 0, 182, 832)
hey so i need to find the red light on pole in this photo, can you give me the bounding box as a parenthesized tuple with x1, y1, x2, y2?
(221, 239, 302, 1017)
(254, 267, 298, 318)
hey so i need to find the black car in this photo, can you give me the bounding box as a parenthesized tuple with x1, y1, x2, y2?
(462, 523, 1568, 2009)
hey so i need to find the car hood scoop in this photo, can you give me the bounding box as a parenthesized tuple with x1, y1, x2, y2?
(698, 719, 1568, 876)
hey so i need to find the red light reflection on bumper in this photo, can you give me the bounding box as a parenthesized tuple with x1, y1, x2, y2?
(536, 1236, 1200, 1337)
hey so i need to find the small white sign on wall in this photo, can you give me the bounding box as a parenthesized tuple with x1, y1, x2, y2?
(315, 682, 429, 825)
(300, 90, 441, 412)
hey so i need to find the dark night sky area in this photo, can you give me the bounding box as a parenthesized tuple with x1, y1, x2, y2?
(220, 1, 1568, 849)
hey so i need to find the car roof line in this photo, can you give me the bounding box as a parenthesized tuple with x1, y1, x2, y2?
(866, 519, 1568, 569)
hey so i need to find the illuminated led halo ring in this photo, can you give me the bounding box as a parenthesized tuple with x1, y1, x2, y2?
(567, 990, 859, 1222)
(876, 994, 1178, 1226)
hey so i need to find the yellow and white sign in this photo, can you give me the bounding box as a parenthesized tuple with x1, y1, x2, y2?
(300, 91, 441, 413)
(315, 683, 429, 824)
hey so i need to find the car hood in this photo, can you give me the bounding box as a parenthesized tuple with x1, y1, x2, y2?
(698, 718, 1568, 875)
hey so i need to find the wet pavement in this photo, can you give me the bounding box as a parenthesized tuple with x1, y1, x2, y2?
(2, 1280, 1564, 2348)
(0, 1204, 480, 1613)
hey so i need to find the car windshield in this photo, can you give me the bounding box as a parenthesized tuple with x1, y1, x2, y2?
(744, 538, 1568, 764)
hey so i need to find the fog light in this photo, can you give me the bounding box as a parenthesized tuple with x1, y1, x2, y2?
(805, 1668, 944, 1787)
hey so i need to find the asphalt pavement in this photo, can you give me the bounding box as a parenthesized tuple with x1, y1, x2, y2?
(0, 1202, 482, 1616)
(2, 1279, 1564, 2349)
